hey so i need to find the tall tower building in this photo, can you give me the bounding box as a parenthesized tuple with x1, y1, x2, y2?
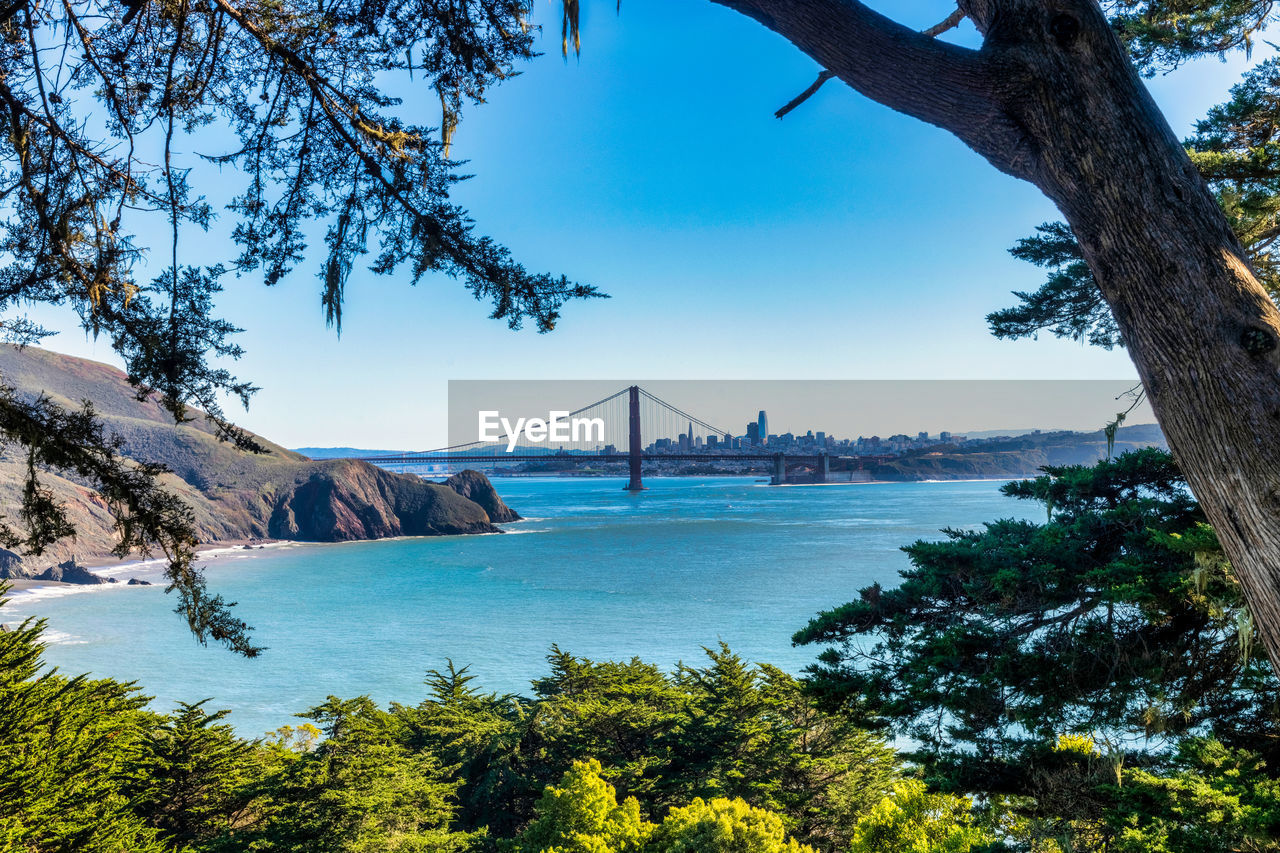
(757, 411, 768, 447)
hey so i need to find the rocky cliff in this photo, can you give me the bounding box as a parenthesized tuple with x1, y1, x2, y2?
(0, 345, 516, 573)
(443, 470, 520, 523)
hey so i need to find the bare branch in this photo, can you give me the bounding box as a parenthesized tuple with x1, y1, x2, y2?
(774, 7, 966, 120)
(0, 0, 30, 28)
(719, 0, 1034, 178)
(775, 69, 834, 119)
(923, 6, 964, 37)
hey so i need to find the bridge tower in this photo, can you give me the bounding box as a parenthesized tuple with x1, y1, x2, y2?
(625, 385, 646, 491)
(771, 452, 786, 486)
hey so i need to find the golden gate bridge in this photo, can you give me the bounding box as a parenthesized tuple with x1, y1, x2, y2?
(357, 385, 884, 489)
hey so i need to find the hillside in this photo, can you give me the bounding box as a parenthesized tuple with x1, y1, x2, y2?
(294, 446, 408, 459)
(0, 346, 518, 573)
(870, 423, 1168, 481)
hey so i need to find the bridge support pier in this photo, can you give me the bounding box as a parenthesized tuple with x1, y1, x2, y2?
(817, 453, 829, 484)
(771, 452, 786, 486)
(625, 385, 646, 491)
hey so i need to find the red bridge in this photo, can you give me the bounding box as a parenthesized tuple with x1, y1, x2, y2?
(357, 386, 891, 489)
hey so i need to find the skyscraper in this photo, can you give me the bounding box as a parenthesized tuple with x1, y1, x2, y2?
(757, 411, 768, 447)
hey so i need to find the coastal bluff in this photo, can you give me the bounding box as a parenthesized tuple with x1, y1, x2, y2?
(0, 345, 518, 575)
(443, 469, 519, 523)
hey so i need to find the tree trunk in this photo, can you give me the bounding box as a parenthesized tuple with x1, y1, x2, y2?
(713, 0, 1280, 671)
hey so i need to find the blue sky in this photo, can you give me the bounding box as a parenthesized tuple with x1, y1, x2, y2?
(19, 0, 1268, 448)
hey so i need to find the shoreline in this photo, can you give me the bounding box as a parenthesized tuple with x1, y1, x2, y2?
(491, 474, 1019, 486)
(0, 521, 544, 603)
(1, 477, 1008, 603)
(1, 539, 299, 599)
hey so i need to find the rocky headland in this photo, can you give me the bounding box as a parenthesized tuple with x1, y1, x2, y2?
(0, 345, 520, 579)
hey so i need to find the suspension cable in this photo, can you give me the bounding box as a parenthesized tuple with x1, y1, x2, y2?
(637, 388, 725, 435)
(380, 386, 636, 457)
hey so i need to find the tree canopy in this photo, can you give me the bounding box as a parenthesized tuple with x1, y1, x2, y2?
(795, 449, 1280, 848)
(0, 0, 606, 651)
(990, 56, 1280, 349)
(0, 588, 898, 853)
(11, 445, 1280, 850)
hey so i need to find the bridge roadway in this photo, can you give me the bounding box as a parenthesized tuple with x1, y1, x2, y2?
(358, 453, 825, 465)
(358, 451, 843, 486)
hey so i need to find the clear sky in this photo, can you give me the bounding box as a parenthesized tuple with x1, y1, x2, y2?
(16, 0, 1267, 448)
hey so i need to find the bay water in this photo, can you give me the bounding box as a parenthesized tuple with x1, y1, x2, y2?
(3, 477, 1039, 736)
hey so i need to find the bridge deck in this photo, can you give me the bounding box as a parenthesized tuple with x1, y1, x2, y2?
(355, 453, 826, 465)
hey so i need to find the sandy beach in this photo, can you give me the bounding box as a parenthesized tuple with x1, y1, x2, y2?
(1, 539, 297, 598)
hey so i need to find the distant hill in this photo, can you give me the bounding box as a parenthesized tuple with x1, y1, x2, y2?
(0, 346, 518, 573)
(957, 422, 1167, 440)
(956, 423, 1161, 440)
(294, 447, 409, 459)
(871, 422, 1168, 481)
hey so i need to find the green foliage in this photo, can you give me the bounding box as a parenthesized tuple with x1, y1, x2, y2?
(530, 648, 691, 808)
(520, 645, 897, 851)
(511, 759, 652, 853)
(991, 54, 1280, 352)
(847, 780, 992, 853)
(0, 588, 165, 852)
(1108, 0, 1275, 73)
(797, 450, 1280, 850)
(647, 797, 815, 853)
(387, 644, 897, 850)
(798, 450, 1280, 787)
(1, 604, 895, 853)
(1105, 739, 1280, 852)
(125, 701, 263, 847)
(1187, 57, 1280, 297)
(395, 662, 532, 836)
(665, 646, 895, 849)
(0, 0, 603, 652)
(509, 762, 820, 853)
(986, 222, 1122, 349)
(232, 695, 472, 852)
(11, 558, 1280, 853)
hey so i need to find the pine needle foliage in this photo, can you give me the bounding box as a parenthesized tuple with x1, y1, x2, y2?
(0, 0, 605, 652)
(0, 586, 166, 851)
(794, 449, 1280, 831)
(989, 9, 1280, 348)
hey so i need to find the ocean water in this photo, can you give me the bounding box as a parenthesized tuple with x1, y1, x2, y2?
(2, 477, 1040, 736)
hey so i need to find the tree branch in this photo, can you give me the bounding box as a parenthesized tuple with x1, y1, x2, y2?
(715, 0, 1035, 178)
(774, 6, 968, 119)
(923, 6, 965, 37)
(775, 69, 834, 119)
(0, 0, 28, 27)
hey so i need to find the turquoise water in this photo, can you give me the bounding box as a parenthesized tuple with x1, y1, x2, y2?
(3, 477, 1039, 736)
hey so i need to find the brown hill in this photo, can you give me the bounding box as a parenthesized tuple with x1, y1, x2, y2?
(869, 425, 1169, 481)
(0, 345, 514, 573)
